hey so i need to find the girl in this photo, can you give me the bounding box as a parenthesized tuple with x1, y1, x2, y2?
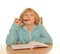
(6, 8, 52, 45)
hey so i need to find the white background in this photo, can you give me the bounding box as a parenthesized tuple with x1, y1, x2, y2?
(0, 0, 60, 54)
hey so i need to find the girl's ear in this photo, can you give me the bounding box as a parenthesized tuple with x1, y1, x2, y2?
(39, 17, 43, 25)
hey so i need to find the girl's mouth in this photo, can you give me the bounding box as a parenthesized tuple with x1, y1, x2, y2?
(23, 19, 30, 21)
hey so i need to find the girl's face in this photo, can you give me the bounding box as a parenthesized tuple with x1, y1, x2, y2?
(23, 12, 35, 25)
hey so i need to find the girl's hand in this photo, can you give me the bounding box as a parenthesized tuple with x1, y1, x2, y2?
(14, 18, 22, 26)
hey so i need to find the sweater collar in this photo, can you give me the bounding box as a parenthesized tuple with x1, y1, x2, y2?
(22, 25, 37, 32)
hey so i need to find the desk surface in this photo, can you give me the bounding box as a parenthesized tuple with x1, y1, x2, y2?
(0, 44, 52, 54)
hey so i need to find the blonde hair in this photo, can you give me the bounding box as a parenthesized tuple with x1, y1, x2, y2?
(19, 8, 41, 25)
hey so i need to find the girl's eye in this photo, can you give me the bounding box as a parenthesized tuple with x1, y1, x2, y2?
(30, 14, 33, 16)
(24, 14, 34, 16)
(24, 14, 28, 16)
(26, 14, 28, 16)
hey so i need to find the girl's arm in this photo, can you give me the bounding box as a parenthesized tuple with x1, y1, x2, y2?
(6, 23, 20, 45)
(39, 25, 52, 44)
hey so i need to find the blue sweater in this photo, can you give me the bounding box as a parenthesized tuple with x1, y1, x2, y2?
(6, 23, 52, 45)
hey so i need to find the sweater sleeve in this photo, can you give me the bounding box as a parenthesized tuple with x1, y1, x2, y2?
(6, 23, 20, 45)
(39, 24, 52, 44)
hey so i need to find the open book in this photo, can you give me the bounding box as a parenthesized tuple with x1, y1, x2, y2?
(11, 41, 48, 50)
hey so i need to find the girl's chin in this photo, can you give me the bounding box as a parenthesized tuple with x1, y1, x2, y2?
(24, 22, 32, 25)
(23, 22, 34, 25)
(24, 23, 33, 25)
(24, 24, 31, 25)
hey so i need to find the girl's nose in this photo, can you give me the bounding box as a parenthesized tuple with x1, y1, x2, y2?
(27, 15, 31, 18)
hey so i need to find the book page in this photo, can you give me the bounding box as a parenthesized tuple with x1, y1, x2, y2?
(11, 44, 31, 49)
(28, 41, 48, 48)
(11, 41, 48, 49)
